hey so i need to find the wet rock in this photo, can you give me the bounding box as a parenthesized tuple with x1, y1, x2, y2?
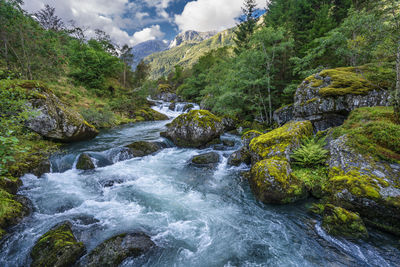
(31, 221, 85, 267)
(161, 110, 225, 148)
(249, 157, 308, 204)
(134, 108, 168, 121)
(24, 81, 98, 142)
(273, 104, 294, 126)
(222, 139, 235, 147)
(183, 103, 194, 112)
(292, 67, 390, 131)
(228, 147, 251, 166)
(0, 192, 31, 239)
(241, 130, 262, 149)
(157, 92, 177, 102)
(125, 141, 166, 157)
(31, 159, 51, 177)
(322, 204, 368, 240)
(191, 152, 220, 168)
(168, 102, 176, 111)
(221, 116, 237, 132)
(101, 179, 125, 188)
(76, 153, 95, 170)
(84, 232, 156, 267)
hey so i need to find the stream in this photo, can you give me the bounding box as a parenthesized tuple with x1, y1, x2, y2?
(0, 101, 399, 267)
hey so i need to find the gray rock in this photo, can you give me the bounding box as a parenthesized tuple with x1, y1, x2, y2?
(84, 233, 155, 267)
(168, 102, 176, 111)
(76, 153, 95, 170)
(161, 110, 225, 148)
(228, 147, 251, 166)
(31, 159, 51, 177)
(27, 88, 98, 142)
(157, 92, 177, 102)
(222, 139, 235, 147)
(191, 152, 220, 168)
(273, 104, 294, 126)
(125, 141, 166, 157)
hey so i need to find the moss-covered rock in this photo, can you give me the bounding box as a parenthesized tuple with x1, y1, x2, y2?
(227, 147, 251, 166)
(191, 152, 220, 168)
(31, 221, 85, 267)
(292, 66, 391, 131)
(273, 104, 294, 126)
(76, 153, 95, 170)
(249, 121, 313, 162)
(161, 110, 225, 148)
(7, 80, 101, 142)
(84, 232, 156, 267)
(134, 108, 168, 121)
(249, 157, 308, 204)
(125, 141, 166, 157)
(0, 190, 31, 239)
(241, 130, 262, 149)
(322, 204, 369, 239)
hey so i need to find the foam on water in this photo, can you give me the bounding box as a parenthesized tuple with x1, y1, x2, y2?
(0, 101, 399, 267)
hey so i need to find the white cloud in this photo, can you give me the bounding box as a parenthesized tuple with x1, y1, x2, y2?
(143, 0, 174, 20)
(22, 0, 166, 46)
(175, 0, 266, 32)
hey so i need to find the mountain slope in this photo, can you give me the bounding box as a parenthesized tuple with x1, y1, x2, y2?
(145, 28, 235, 79)
(169, 30, 217, 48)
(131, 40, 169, 69)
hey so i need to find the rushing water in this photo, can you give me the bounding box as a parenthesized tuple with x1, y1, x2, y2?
(1, 102, 399, 267)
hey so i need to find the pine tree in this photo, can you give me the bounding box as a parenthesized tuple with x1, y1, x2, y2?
(233, 0, 257, 54)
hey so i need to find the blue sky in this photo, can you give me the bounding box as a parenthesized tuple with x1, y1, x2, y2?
(23, 0, 267, 46)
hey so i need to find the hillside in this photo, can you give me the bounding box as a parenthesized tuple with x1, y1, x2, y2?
(131, 40, 169, 69)
(145, 28, 235, 79)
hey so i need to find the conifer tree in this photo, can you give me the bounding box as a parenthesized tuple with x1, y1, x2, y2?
(234, 0, 257, 54)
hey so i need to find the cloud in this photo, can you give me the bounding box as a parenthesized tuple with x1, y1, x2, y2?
(22, 0, 166, 46)
(143, 0, 174, 19)
(175, 0, 266, 32)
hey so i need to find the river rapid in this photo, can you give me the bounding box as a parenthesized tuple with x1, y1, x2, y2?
(0, 101, 399, 267)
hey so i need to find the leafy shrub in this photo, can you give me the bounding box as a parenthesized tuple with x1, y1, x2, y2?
(291, 137, 329, 167)
(80, 106, 116, 129)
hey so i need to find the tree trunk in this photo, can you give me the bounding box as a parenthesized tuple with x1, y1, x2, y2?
(395, 38, 400, 119)
(123, 63, 126, 87)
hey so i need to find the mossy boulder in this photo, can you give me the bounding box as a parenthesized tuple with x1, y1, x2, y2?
(249, 121, 313, 162)
(134, 108, 168, 121)
(191, 152, 220, 168)
(125, 141, 166, 157)
(242, 130, 263, 148)
(0, 191, 31, 239)
(31, 221, 85, 267)
(76, 153, 95, 170)
(228, 147, 251, 166)
(20, 81, 99, 142)
(292, 66, 391, 131)
(161, 110, 225, 148)
(322, 204, 368, 240)
(84, 232, 156, 267)
(273, 104, 294, 126)
(249, 157, 308, 204)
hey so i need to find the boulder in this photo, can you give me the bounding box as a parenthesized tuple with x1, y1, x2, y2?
(322, 204, 368, 240)
(183, 103, 194, 112)
(125, 141, 166, 157)
(249, 121, 313, 162)
(273, 104, 294, 126)
(76, 153, 95, 170)
(31, 221, 85, 267)
(222, 139, 235, 147)
(0, 192, 31, 239)
(157, 92, 177, 102)
(221, 116, 237, 132)
(84, 233, 156, 267)
(249, 157, 308, 204)
(227, 147, 251, 166)
(191, 152, 220, 168)
(134, 108, 168, 121)
(241, 130, 263, 149)
(292, 67, 390, 131)
(25, 82, 98, 142)
(161, 110, 224, 148)
(31, 159, 51, 177)
(168, 102, 176, 111)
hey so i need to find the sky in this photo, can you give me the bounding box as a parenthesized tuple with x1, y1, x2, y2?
(23, 0, 267, 46)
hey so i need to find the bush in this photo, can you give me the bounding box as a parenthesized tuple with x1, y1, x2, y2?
(291, 137, 329, 167)
(80, 106, 116, 129)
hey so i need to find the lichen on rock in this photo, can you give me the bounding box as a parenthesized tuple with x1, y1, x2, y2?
(30, 221, 85, 267)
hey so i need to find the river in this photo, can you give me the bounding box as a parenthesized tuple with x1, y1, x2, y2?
(0, 101, 399, 267)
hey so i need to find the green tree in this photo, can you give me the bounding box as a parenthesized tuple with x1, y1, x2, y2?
(120, 44, 134, 87)
(234, 0, 258, 54)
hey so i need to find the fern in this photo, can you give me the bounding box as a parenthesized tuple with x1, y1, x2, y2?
(291, 137, 329, 167)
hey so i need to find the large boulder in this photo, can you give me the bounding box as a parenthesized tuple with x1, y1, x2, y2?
(84, 232, 156, 267)
(291, 67, 390, 131)
(125, 141, 166, 157)
(161, 110, 225, 148)
(76, 153, 95, 170)
(228, 147, 251, 166)
(249, 157, 308, 204)
(249, 121, 313, 162)
(24, 81, 99, 142)
(31, 221, 85, 267)
(273, 104, 294, 126)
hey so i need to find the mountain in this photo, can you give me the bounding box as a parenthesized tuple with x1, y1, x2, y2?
(168, 30, 217, 48)
(145, 28, 235, 79)
(131, 40, 169, 69)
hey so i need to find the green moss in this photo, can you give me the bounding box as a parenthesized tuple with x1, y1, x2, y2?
(292, 166, 328, 198)
(173, 110, 222, 131)
(316, 66, 392, 97)
(333, 106, 400, 163)
(250, 157, 307, 204)
(249, 121, 313, 160)
(241, 130, 263, 140)
(322, 204, 368, 239)
(0, 189, 24, 230)
(31, 222, 85, 267)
